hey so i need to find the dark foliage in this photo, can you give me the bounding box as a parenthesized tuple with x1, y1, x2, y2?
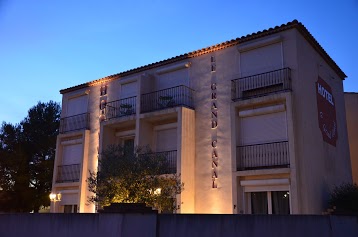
(328, 182, 358, 215)
(0, 101, 60, 212)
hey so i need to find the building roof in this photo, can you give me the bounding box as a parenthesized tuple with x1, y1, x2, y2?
(60, 19, 347, 94)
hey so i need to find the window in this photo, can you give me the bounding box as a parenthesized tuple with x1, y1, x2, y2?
(62, 143, 82, 165)
(272, 191, 290, 214)
(67, 95, 88, 116)
(59, 192, 78, 212)
(251, 192, 268, 214)
(115, 130, 135, 155)
(63, 205, 78, 213)
(155, 128, 177, 152)
(248, 191, 290, 214)
(123, 138, 135, 155)
(239, 110, 288, 146)
(121, 82, 137, 99)
(240, 42, 283, 77)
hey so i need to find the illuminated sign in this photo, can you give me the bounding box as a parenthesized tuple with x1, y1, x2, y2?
(316, 77, 337, 146)
(211, 82, 218, 188)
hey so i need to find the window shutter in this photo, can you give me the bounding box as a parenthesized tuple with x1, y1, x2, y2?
(156, 69, 188, 90)
(240, 111, 287, 145)
(156, 128, 177, 152)
(121, 82, 137, 99)
(62, 144, 82, 165)
(61, 193, 78, 205)
(240, 43, 282, 77)
(67, 95, 88, 116)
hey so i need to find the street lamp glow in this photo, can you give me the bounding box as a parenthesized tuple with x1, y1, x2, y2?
(49, 192, 61, 202)
(49, 193, 56, 200)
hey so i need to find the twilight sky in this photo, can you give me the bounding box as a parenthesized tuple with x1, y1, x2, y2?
(1, 0, 357, 124)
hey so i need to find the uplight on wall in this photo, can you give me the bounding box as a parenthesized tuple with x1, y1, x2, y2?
(154, 188, 162, 195)
(149, 188, 162, 195)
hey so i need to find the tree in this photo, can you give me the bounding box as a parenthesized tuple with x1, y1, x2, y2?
(87, 145, 184, 213)
(0, 101, 60, 212)
(328, 182, 358, 215)
(0, 123, 32, 212)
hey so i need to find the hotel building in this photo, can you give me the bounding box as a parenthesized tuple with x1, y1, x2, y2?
(50, 20, 352, 214)
(345, 92, 358, 184)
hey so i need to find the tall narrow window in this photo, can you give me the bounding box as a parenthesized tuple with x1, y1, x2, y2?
(272, 191, 290, 214)
(123, 138, 135, 155)
(251, 192, 268, 214)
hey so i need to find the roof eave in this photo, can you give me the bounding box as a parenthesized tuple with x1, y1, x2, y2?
(60, 20, 346, 94)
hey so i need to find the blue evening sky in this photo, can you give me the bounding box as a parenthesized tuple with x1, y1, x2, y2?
(1, 0, 357, 124)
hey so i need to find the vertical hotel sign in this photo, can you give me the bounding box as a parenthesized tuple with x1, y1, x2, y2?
(316, 77, 337, 146)
(211, 82, 218, 188)
(210, 55, 218, 188)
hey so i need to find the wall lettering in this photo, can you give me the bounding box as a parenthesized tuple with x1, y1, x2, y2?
(211, 81, 218, 188)
(99, 83, 108, 121)
(100, 84, 107, 96)
(211, 56, 216, 72)
(316, 77, 338, 146)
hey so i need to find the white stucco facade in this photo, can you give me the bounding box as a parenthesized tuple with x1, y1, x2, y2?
(50, 20, 352, 214)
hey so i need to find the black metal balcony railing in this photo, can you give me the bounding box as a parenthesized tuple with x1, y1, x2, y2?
(141, 150, 177, 174)
(105, 96, 136, 120)
(56, 164, 81, 183)
(232, 68, 291, 101)
(59, 113, 90, 133)
(141, 85, 194, 113)
(237, 141, 289, 171)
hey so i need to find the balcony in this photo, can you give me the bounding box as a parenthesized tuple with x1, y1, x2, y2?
(56, 164, 81, 183)
(105, 96, 136, 120)
(59, 113, 90, 133)
(142, 150, 177, 174)
(237, 141, 289, 171)
(232, 68, 291, 101)
(141, 85, 194, 113)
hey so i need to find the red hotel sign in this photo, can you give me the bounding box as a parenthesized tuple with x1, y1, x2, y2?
(316, 77, 337, 146)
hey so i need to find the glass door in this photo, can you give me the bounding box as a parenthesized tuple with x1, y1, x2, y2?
(248, 191, 290, 214)
(251, 192, 268, 214)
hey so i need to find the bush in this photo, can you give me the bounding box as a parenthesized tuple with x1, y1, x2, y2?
(87, 145, 184, 213)
(328, 182, 358, 215)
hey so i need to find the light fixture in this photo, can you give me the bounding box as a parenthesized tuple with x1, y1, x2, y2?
(49, 192, 61, 202)
(153, 188, 161, 195)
